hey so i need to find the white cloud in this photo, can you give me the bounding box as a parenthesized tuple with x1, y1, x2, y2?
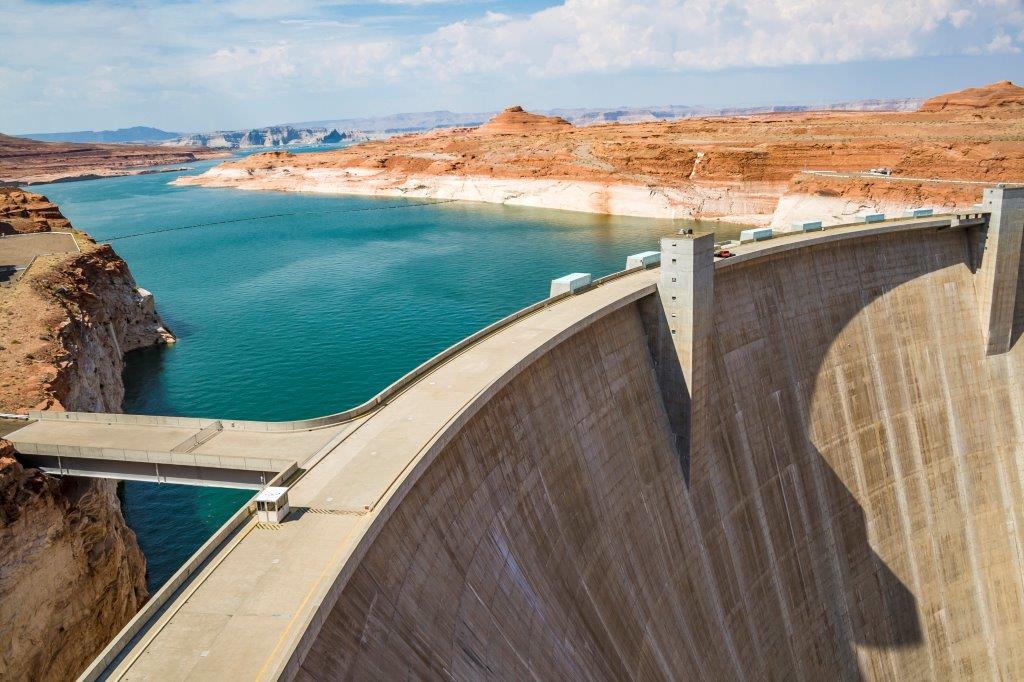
(0, 0, 1021, 131)
(950, 9, 973, 27)
(279, 19, 361, 29)
(983, 32, 1022, 53)
(408, 0, 1024, 78)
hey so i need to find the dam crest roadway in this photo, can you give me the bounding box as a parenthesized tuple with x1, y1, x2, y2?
(6, 186, 1024, 680)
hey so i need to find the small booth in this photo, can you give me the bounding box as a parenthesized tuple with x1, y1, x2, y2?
(626, 251, 661, 269)
(254, 486, 291, 524)
(740, 227, 773, 242)
(550, 272, 592, 297)
(791, 220, 823, 232)
(857, 212, 886, 224)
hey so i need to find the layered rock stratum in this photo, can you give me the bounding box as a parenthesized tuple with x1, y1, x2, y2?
(918, 80, 1024, 113)
(0, 187, 71, 234)
(0, 187, 173, 679)
(0, 132, 225, 185)
(177, 82, 1024, 226)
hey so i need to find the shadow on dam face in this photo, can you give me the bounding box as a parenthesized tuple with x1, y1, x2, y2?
(646, 275, 925, 662)
(295, 226, 1023, 679)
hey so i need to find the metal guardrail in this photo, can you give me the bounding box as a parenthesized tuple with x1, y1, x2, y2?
(10, 438, 296, 474)
(170, 419, 222, 454)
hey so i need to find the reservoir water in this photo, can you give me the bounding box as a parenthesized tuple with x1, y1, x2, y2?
(32, 156, 743, 589)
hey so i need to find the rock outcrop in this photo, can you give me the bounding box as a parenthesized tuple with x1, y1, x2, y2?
(918, 80, 1024, 113)
(0, 189, 173, 680)
(0, 187, 72, 234)
(0, 133, 225, 185)
(177, 83, 1024, 226)
(0, 446, 146, 680)
(477, 106, 572, 135)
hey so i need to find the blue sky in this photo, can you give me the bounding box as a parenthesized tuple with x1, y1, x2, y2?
(1, 0, 1022, 134)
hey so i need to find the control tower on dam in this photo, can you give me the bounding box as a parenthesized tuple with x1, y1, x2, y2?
(10, 188, 1024, 679)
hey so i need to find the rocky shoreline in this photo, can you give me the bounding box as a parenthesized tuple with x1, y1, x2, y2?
(0, 188, 174, 679)
(0, 132, 227, 186)
(175, 82, 1024, 228)
(172, 163, 980, 229)
(173, 165, 783, 224)
(13, 165, 195, 186)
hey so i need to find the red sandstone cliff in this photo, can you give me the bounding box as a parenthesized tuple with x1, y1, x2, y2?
(178, 82, 1024, 226)
(0, 132, 226, 185)
(0, 188, 173, 679)
(918, 80, 1024, 113)
(0, 187, 72, 234)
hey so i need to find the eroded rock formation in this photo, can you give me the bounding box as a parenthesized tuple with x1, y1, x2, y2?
(177, 81, 1024, 226)
(0, 189, 173, 679)
(477, 106, 572, 135)
(918, 80, 1024, 113)
(0, 132, 225, 185)
(0, 187, 72, 234)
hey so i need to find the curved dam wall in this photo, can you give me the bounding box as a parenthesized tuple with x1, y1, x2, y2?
(291, 222, 1024, 680)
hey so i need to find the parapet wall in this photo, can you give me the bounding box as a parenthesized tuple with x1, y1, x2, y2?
(295, 223, 1024, 678)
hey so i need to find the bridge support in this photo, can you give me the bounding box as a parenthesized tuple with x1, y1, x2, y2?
(653, 230, 714, 478)
(976, 185, 1024, 355)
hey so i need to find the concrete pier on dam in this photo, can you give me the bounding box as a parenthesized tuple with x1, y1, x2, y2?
(7, 186, 1024, 680)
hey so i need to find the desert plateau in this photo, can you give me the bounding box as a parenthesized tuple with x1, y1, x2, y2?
(0, 133, 225, 185)
(179, 81, 1024, 227)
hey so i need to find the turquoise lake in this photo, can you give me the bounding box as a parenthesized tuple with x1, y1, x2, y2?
(32, 155, 744, 589)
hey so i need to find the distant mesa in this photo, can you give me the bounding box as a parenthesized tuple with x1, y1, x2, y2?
(166, 125, 359, 149)
(477, 106, 573, 134)
(918, 80, 1024, 112)
(0, 131, 223, 185)
(20, 126, 179, 144)
(321, 129, 346, 144)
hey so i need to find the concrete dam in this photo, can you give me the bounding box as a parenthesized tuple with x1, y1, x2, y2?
(8, 188, 1024, 679)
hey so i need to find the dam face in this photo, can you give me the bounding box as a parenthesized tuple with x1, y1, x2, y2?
(296, 221, 1024, 679)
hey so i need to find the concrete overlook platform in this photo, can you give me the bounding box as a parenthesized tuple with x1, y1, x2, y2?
(8, 193, 1024, 680)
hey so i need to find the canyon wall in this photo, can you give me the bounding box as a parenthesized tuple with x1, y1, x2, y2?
(0, 189, 172, 680)
(294, 225, 1024, 678)
(176, 82, 1024, 227)
(0, 133, 224, 185)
